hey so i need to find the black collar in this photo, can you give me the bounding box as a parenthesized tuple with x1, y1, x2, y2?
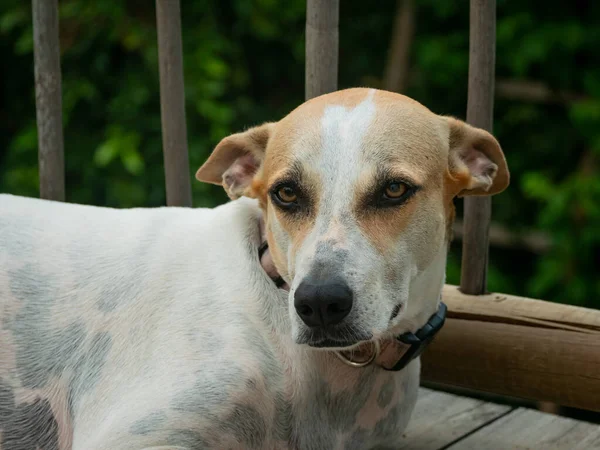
(385, 302, 447, 371)
(258, 241, 446, 371)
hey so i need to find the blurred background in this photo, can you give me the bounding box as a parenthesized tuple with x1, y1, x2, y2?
(0, 0, 598, 309)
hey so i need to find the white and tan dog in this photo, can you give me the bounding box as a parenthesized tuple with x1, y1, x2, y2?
(0, 88, 508, 450)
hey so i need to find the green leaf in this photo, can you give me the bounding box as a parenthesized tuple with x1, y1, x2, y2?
(521, 172, 553, 200)
(121, 148, 144, 175)
(94, 142, 118, 167)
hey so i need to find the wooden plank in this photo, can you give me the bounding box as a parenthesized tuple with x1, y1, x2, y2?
(32, 0, 65, 201)
(441, 285, 600, 333)
(460, 0, 496, 295)
(421, 319, 600, 412)
(399, 388, 511, 449)
(423, 285, 600, 409)
(446, 407, 600, 449)
(305, 0, 339, 100)
(155, 0, 192, 207)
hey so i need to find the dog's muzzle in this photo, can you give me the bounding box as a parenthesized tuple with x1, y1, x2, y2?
(258, 239, 447, 371)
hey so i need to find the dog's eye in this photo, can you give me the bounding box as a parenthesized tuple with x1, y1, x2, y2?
(377, 181, 416, 207)
(275, 185, 298, 204)
(384, 182, 408, 199)
(270, 181, 304, 211)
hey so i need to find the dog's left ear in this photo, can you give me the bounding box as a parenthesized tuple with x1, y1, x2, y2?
(196, 122, 275, 199)
(446, 118, 510, 197)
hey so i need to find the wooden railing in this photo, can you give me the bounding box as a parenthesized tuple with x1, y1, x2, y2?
(32, 0, 193, 207)
(31, 0, 600, 411)
(460, 0, 496, 295)
(155, 0, 192, 207)
(32, 0, 65, 202)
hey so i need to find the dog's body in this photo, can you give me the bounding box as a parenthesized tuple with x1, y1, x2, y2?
(0, 194, 418, 450)
(0, 88, 508, 449)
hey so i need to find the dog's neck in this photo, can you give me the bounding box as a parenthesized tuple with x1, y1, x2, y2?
(257, 217, 446, 372)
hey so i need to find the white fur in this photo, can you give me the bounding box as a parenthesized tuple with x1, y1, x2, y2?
(0, 193, 421, 449)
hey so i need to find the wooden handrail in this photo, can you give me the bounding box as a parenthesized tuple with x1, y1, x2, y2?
(421, 286, 600, 412)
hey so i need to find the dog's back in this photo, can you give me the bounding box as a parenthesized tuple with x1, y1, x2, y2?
(0, 194, 277, 449)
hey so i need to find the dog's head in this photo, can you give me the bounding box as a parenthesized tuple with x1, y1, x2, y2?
(197, 89, 509, 349)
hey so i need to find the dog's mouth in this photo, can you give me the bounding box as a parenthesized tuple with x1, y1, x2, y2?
(298, 328, 373, 349)
(308, 338, 358, 349)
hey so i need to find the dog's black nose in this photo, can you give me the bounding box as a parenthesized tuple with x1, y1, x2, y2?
(294, 278, 353, 327)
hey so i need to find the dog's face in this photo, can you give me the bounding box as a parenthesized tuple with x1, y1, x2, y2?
(197, 89, 509, 349)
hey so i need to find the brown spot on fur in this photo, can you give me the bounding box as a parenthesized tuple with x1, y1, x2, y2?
(443, 168, 469, 243)
(253, 167, 318, 276)
(445, 200, 457, 244)
(254, 110, 325, 275)
(265, 227, 289, 281)
(354, 197, 419, 256)
(445, 167, 472, 198)
(266, 199, 318, 277)
(443, 160, 475, 240)
(249, 178, 268, 208)
(287, 216, 315, 264)
(448, 117, 466, 150)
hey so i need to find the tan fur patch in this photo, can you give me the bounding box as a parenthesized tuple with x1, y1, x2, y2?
(249, 177, 268, 208)
(201, 88, 508, 282)
(444, 167, 472, 198)
(341, 91, 449, 259)
(444, 198, 457, 244)
(268, 200, 318, 268)
(253, 100, 328, 269)
(265, 226, 288, 280)
(354, 197, 419, 256)
(443, 168, 469, 243)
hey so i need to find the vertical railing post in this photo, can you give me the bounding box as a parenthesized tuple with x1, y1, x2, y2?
(383, 0, 415, 93)
(305, 0, 339, 100)
(460, 0, 496, 295)
(32, 0, 65, 201)
(156, 0, 192, 207)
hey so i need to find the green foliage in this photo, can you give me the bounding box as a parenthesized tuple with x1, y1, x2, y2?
(0, 0, 598, 308)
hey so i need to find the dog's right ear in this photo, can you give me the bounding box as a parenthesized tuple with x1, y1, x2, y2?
(446, 118, 510, 197)
(196, 122, 275, 199)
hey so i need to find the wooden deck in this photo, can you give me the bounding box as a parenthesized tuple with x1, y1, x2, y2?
(401, 388, 600, 449)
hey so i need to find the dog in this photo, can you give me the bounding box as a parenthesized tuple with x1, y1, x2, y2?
(0, 88, 509, 450)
